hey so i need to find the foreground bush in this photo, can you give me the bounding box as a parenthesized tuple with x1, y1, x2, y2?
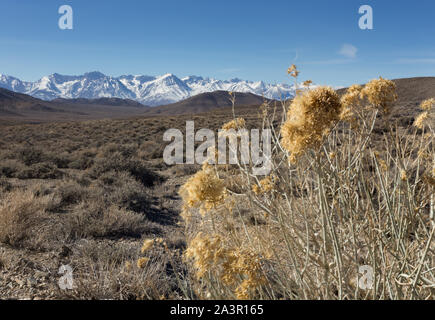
(180, 70, 434, 300)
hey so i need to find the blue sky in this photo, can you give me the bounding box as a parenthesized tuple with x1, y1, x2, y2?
(0, 0, 434, 87)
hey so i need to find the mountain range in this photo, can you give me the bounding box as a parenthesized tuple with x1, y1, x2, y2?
(1, 77, 434, 123)
(0, 86, 268, 122)
(0, 72, 296, 106)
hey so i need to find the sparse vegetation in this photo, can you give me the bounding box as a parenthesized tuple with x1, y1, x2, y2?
(0, 71, 433, 300)
(0, 189, 51, 248)
(0, 106, 254, 299)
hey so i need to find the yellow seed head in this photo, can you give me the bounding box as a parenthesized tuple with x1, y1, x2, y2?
(221, 118, 246, 131)
(379, 159, 388, 172)
(341, 84, 363, 108)
(400, 170, 408, 181)
(179, 163, 226, 215)
(137, 257, 150, 269)
(141, 239, 154, 253)
(420, 98, 435, 111)
(252, 175, 275, 195)
(185, 232, 266, 299)
(287, 64, 296, 74)
(124, 261, 132, 271)
(280, 86, 342, 162)
(360, 77, 397, 114)
(302, 80, 313, 87)
(287, 64, 299, 78)
(414, 111, 429, 129)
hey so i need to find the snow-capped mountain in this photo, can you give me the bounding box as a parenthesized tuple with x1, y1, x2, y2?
(0, 72, 299, 106)
(119, 74, 192, 106)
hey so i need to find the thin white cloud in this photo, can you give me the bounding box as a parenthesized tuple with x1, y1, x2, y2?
(339, 44, 358, 59)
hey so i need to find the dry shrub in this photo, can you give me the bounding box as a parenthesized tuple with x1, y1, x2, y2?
(185, 232, 266, 300)
(0, 177, 12, 192)
(38, 180, 89, 212)
(68, 149, 96, 170)
(171, 164, 200, 177)
(0, 189, 51, 248)
(16, 162, 63, 180)
(91, 171, 152, 214)
(0, 248, 9, 270)
(15, 147, 46, 166)
(138, 141, 166, 160)
(64, 201, 146, 239)
(0, 159, 25, 178)
(89, 152, 161, 187)
(58, 240, 180, 300)
(99, 143, 137, 158)
(180, 72, 435, 300)
(43, 151, 72, 169)
(55, 180, 88, 207)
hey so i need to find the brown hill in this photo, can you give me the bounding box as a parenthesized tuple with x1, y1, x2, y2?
(0, 88, 61, 114)
(143, 91, 270, 115)
(145, 77, 435, 117)
(337, 76, 435, 104)
(52, 97, 147, 108)
(0, 88, 149, 122)
(389, 77, 435, 118)
(335, 77, 435, 126)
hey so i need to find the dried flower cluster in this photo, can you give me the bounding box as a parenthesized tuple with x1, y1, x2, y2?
(302, 80, 313, 88)
(221, 118, 246, 131)
(414, 112, 429, 129)
(360, 77, 397, 114)
(420, 98, 435, 111)
(374, 151, 389, 172)
(252, 175, 276, 195)
(184, 232, 266, 299)
(340, 84, 363, 125)
(400, 169, 408, 181)
(137, 257, 150, 269)
(280, 86, 342, 162)
(223, 249, 266, 300)
(414, 98, 434, 129)
(141, 239, 154, 253)
(179, 163, 226, 215)
(141, 237, 164, 254)
(287, 64, 300, 78)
